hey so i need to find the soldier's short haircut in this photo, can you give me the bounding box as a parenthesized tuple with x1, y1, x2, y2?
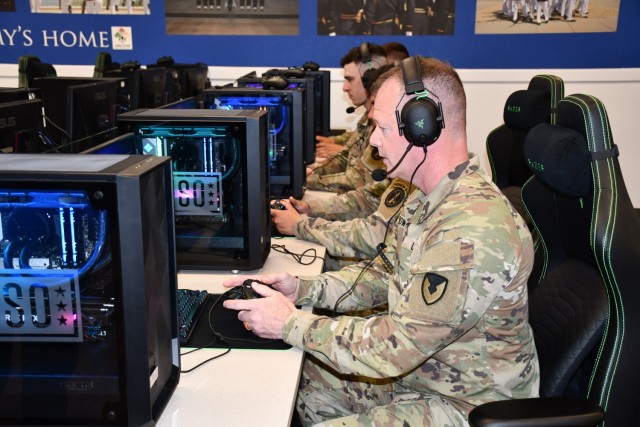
(340, 43, 387, 68)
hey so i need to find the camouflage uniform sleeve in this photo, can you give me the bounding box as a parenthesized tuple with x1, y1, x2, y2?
(292, 260, 391, 312)
(306, 179, 390, 221)
(309, 149, 350, 177)
(293, 214, 387, 259)
(332, 130, 353, 146)
(306, 149, 350, 192)
(283, 199, 535, 381)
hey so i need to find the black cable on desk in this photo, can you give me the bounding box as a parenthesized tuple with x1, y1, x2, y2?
(271, 243, 322, 266)
(180, 294, 232, 374)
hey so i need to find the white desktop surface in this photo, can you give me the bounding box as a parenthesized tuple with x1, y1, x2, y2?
(157, 238, 326, 427)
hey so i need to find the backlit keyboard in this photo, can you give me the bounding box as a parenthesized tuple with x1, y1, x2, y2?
(177, 289, 208, 345)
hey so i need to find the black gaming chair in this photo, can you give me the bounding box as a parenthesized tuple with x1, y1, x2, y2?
(486, 75, 564, 223)
(17, 55, 57, 88)
(469, 94, 640, 426)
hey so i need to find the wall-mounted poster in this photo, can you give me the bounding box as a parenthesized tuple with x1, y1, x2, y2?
(475, 0, 621, 33)
(30, 0, 150, 15)
(317, 0, 456, 36)
(164, 0, 299, 35)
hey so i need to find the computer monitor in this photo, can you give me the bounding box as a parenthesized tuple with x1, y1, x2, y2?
(65, 80, 121, 153)
(33, 77, 124, 152)
(138, 67, 169, 108)
(236, 76, 316, 165)
(300, 69, 331, 137)
(148, 62, 209, 101)
(116, 108, 271, 271)
(0, 153, 179, 426)
(183, 66, 209, 98)
(102, 67, 138, 112)
(203, 87, 307, 199)
(0, 98, 46, 153)
(103, 66, 169, 110)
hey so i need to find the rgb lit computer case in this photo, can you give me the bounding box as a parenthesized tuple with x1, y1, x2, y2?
(0, 154, 179, 426)
(203, 87, 307, 199)
(236, 77, 316, 165)
(116, 109, 271, 271)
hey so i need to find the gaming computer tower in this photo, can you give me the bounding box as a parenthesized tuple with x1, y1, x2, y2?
(203, 86, 307, 199)
(235, 76, 317, 165)
(0, 154, 180, 426)
(113, 108, 272, 271)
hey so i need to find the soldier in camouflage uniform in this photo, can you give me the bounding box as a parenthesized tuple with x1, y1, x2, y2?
(307, 45, 388, 194)
(306, 120, 384, 194)
(224, 56, 539, 426)
(273, 179, 415, 271)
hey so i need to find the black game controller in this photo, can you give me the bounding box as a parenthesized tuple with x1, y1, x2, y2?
(262, 76, 289, 90)
(302, 61, 320, 71)
(271, 200, 287, 210)
(242, 279, 266, 299)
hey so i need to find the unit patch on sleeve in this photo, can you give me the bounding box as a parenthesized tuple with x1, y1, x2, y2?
(384, 187, 406, 208)
(422, 272, 449, 305)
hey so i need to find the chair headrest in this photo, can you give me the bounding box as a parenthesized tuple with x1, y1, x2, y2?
(524, 123, 592, 198)
(504, 89, 552, 131)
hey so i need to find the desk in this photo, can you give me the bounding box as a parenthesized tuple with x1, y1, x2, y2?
(157, 238, 326, 427)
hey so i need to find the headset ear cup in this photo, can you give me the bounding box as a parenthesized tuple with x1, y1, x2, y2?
(362, 68, 379, 95)
(400, 97, 441, 147)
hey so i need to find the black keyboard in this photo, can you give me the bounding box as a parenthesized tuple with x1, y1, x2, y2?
(177, 289, 209, 345)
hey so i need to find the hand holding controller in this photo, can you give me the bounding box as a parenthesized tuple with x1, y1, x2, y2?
(242, 279, 267, 299)
(271, 200, 287, 210)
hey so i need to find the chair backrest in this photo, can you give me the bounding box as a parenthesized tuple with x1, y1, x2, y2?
(94, 51, 120, 78)
(18, 55, 57, 88)
(486, 75, 564, 223)
(522, 94, 640, 425)
(527, 74, 564, 125)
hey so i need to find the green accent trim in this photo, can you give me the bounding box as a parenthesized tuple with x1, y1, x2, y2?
(414, 90, 429, 100)
(563, 95, 622, 422)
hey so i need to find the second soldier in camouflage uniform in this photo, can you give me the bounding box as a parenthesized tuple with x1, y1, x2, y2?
(223, 57, 539, 426)
(307, 45, 390, 194)
(283, 179, 415, 271)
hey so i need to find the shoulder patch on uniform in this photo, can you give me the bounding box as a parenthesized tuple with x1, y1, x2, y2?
(385, 187, 406, 208)
(422, 272, 448, 305)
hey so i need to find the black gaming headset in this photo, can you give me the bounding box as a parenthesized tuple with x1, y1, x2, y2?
(396, 56, 445, 148)
(360, 42, 381, 95)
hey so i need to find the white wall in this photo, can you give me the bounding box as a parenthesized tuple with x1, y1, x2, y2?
(2, 64, 639, 206)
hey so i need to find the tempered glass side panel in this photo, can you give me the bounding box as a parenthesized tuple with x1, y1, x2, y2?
(0, 183, 125, 424)
(139, 123, 248, 259)
(236, 77, 316, 164)
(203, 88, 306, 199)
(115, 110, 271, 270)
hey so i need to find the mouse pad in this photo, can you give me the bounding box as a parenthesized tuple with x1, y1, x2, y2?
(184, 293, 292, 350)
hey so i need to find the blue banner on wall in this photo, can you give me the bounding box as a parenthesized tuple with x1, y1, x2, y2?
(1, 1, 638, 69)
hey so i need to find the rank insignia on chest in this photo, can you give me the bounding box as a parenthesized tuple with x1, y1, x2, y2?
(422, 272, 448, 305)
